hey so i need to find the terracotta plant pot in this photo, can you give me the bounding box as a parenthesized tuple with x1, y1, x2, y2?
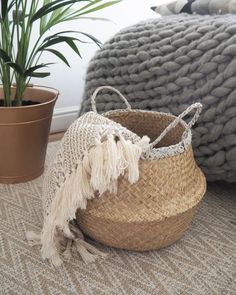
(0, 86, 58, 183)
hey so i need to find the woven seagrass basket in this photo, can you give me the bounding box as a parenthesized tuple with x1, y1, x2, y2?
(76, 86, 206, 251)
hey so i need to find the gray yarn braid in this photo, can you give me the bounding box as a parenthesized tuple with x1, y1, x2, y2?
(80, 14, 236, 182)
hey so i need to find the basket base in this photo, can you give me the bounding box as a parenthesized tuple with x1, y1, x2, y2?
(77, 206, 197, 251)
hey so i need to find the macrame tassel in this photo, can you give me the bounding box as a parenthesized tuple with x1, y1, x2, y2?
(89, 139, 107, 194)
(88, 135, 121, 194)
(76, 241, 98, 264)
(103, 134, 118, 180)
(41, 222, 63, 266)
(62, 239, 73, 261)
(40, 157, 95, 266)
(57, 223, 74, 240)
(103, 134, 127, 194)
(39, 187, 77, 266)
(76, 161, 94, 202)
(26, 231, 41, 246)
(71, 224, 107, 264)
(75, 239, 107, 264)
(82, 151, 91, 175)
(37, 127, 149, 267)
(50, 251, 64, 267)
(107, 180, 118, 194)
(61, 223, 107, 264)
(70, 222, 84, 239)
(137, 136, 150, 153)
(79, 239, 107, 258)
(89, 133, 146, 194)
(117, 135, 142, 183)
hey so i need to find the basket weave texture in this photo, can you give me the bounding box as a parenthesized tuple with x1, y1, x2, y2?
(77, 87, 206, 251)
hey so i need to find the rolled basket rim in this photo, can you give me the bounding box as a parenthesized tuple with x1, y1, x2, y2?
(0, 85, 59, 110)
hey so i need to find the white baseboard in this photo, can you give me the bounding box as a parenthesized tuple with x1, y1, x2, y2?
(50, 106, 80, 133)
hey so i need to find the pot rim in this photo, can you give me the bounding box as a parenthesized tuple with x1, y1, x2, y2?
(0, 84, 59, 110)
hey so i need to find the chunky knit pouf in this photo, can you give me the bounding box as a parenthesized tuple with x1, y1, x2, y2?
(80, 14, 236, 182)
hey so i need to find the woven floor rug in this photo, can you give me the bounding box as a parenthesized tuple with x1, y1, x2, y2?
(0, 142, 235, 295)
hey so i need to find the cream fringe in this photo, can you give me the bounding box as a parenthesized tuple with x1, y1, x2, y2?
(26, 133, 150, 266)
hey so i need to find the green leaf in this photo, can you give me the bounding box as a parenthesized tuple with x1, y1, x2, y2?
(76, 1, 121, 16)
(72, 16, 111, 22)
(77, 31, 101, 47)
(1, 0, 8, 19)
(39, 36, 74, 49)
(46, 9, 74, 32)
(45, 49, 71, 67)
(0, 49, 11, 62)
(76, 0, 104, 12)
(43, 0, 51, 5)
(38, 36, 82, 57)
(42, 31, 100, 47)
(50, 5, 69, 21)
(40, 0, 56, 34)
(24, 63, 54, 77)
(65, 38, 82, 57)
(5, 62, 24, 75)
(42, 30, 82, 43)
(28, 72, 51, 78)
(31, 0, 65, 23)
(31, 0, 87, 23)
(1, 0, 16, 20)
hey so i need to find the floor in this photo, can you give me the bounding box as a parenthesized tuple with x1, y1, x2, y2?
(49, 132, 64, 142)
(0, 141, 235, 294)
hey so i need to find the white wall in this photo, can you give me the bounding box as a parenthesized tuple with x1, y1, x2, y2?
(32, 0, 165, 131)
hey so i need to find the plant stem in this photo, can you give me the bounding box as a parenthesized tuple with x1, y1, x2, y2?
(0, 11, 12, 106)
(14, 0, 40, 104)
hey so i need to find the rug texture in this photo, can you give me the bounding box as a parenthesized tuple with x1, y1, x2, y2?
(80, 15, 236, 182)
(0, 142, 235, 295)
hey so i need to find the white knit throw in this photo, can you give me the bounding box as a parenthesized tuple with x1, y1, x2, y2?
(26, 111, 150, 266)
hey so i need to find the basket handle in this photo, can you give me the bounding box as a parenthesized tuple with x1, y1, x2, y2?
(91, 86, 132, 113)
(149, 103, 202, 149)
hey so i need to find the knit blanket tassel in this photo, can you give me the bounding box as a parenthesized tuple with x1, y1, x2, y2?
(26, 132, 149, 266)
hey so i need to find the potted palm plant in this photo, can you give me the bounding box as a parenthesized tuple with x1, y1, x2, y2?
(0, 0, 119, 183)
